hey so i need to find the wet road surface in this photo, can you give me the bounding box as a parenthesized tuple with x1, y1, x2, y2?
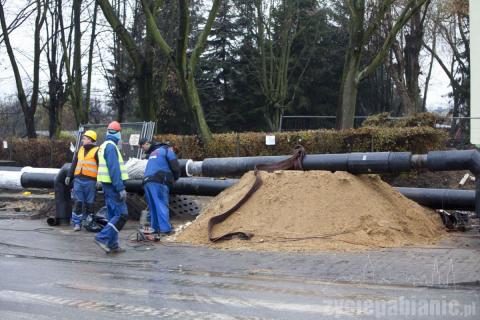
(0, 219, 479, 319)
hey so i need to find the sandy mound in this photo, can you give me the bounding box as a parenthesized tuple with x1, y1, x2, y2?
(176, 170, 445, 252)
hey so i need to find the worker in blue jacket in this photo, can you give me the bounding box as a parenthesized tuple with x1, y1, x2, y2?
(94, 121, 129, 253)
(139, 138, 180, 240)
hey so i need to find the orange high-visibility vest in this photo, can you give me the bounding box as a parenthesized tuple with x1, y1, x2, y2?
(74, 146, 99, 178)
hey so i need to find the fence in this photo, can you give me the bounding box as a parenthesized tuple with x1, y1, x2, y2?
(279, 116, 369, 131)
(75, 122, 156, 161)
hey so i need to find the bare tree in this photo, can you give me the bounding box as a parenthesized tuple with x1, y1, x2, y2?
(253, 0, 320, 131)
(96, 0, 220, 143)
(0, 0, 47, 138)
(0, 1, 36, 45)
(44, 0, 70, 138)
(386, 0, 431, 115)
(336, 0, 428, 130)
(423, 0, 469, 131)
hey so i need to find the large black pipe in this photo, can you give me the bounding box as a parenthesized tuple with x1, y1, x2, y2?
(131, 178, 476, 210)
(194, 152, 414, 177)
(191, 150, 480, 177)
(21, 172, 57, 189)
(134, 179, 476, 210)
(124, 178, 238, 196)
(177, 159, 190, 177)
(425, 150, 480, 217)
(396, 187, 474, 211)
(47, 164, 72, 226)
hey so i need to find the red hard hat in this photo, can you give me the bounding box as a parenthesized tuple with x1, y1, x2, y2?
(107, 121, 121, 131)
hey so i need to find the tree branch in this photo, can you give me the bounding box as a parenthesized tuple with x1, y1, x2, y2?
(357, 0, 427, 82)
(422, 40, 459, 91)
(0, 2, 28, 110)
(96, 0, 142, 69)
(190, 0, 221, 70)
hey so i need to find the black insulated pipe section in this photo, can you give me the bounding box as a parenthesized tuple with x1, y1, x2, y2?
(128, 177, 475, 211)
(425, 149, 480, 217)
(21, 172, 56, 189)
(346, 152, 412, 174)
(178, 159, 189, 177)
(200, 155, 291, 177)
(124, 177, 238, 196)
(426, 150, 480, 173)
(396, 187, 474, 211)
(171, 178, 237, 196)
(199, 152, 413, 177)
(48, 163, 72, 226)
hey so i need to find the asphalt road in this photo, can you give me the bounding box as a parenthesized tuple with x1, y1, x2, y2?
(0, 219, 479, 319)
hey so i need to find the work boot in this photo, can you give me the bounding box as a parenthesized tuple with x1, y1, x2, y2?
(145, 232, 160, 242)
(109, 246, 126, 254)
(94, 239, 111, 253)
(73, 224, 81, 232)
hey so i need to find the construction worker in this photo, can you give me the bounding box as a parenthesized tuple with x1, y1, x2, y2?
(139, 138, 180, 240)
(65, 130, 99, 231)
(94, 121, 129, 253)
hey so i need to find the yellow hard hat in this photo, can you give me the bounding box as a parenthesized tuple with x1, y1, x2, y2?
(83, 130, 97, 142)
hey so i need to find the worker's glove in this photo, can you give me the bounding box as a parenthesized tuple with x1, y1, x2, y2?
(64, 177, 71, 186)
(95, 181, 102, 190)
(119, 190, 127, 202)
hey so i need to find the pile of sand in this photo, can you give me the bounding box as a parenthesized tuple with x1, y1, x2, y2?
(176, 170, 445, 252)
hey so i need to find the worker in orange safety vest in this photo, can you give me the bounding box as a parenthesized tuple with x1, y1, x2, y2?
(65, 130, 100, 231)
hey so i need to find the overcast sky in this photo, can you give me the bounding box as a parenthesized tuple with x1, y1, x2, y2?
(0, 0, 453, 112)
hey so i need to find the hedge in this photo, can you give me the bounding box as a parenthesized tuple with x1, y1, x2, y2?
(156, 126, 448, 160)
(0, 127, 447, 167)
(0, 138, 73, 168)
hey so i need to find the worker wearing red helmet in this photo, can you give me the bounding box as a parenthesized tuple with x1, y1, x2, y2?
(94, 121, 129, 254)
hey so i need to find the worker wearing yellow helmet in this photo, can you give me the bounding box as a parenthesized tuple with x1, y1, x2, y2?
(65, 129, 100, 231)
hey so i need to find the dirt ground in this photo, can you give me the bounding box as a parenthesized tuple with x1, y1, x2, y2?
(381, 169, 475, 189)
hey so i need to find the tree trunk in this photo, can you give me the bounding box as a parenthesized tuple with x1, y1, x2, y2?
(25, 112, 36, 138)
(404, 3, 424, 113)
(72, 0, 84, 125)
(337, 0, 427, 129)
(135, 65, 155, 122)
(336, 0, 364, 130)
(185, 74, 212, 143)
(336, 53, 361, 130)
(0, 1, 43, 138)
(422, 23, 437, 112)
(85, 0, 98, 118)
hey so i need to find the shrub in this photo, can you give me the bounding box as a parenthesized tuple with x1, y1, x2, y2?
(155, 126, 448, 160)
(361, 112, 440, 128)
(0, 127, 447, 167)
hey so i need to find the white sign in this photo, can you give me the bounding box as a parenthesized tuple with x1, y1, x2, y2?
(70, 142, 75, 153)
(265, 135, 276, 146)
(129, 134, 140, 146)
(3, 141, 7, 149)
